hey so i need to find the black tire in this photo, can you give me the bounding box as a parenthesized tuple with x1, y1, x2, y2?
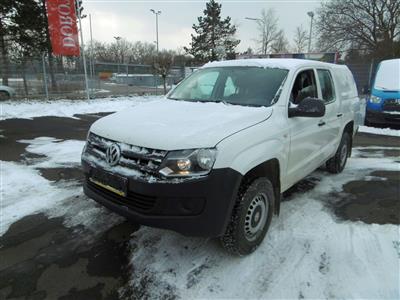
(326, 131, 351, 174)
(0, 91, 10, 101)
(220, 177, 274, 256)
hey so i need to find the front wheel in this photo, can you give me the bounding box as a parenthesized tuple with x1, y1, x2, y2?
(326, 131, 351, 173)
(220, 177, 274, 256)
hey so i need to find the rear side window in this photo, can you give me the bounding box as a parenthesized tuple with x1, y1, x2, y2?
(333, 69, 357, 98)
(317, 69, 335, 103)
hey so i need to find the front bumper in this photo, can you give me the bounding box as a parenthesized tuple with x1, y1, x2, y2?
(365, 109, 400, 125)
(82, 160, 242, 237)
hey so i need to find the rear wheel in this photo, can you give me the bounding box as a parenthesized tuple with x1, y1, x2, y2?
(220, 177, 274, 256)
(326, 131, 351, 173)
(0, 91, 10, 101)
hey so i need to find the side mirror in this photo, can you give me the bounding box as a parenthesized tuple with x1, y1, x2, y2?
(288, 97, 326, 118)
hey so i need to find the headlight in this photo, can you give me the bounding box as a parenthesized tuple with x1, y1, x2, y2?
(159, 148, 217, 177)
(369, 95, 382, 103)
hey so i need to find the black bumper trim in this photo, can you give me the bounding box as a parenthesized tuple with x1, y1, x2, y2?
(82, 161, 242, 237)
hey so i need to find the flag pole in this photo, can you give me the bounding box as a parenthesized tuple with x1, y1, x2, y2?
(75, 3, 90, 100)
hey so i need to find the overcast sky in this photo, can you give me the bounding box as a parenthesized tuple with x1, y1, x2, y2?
(80, 0, 321, 52)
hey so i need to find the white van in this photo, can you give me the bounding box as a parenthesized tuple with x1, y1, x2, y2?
(82, 59, 361, 255)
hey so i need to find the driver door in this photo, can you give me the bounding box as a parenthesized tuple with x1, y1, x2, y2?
(286, 68, 326, 187)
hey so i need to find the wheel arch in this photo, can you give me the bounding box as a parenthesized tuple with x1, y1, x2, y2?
(241, 158, 281, 216)
(0, 90, 10, 97)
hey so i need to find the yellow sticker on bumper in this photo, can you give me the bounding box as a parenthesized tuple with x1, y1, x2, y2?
(89, 178, 126, 197)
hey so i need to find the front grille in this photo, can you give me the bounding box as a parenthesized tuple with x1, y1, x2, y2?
(383, 99, 400, 112)
(86, 133, 167, 176)
(87, 179, 156, 212)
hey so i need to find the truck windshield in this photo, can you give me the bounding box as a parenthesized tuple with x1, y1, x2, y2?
(168, 66, 289, 107)
(373, 59, 400, 91)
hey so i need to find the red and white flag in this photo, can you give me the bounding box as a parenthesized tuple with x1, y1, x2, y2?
(45, 0, 80, 56)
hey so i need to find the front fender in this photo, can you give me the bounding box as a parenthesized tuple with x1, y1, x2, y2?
(228, 139, 285, 176)
(213, 115, 289, 185)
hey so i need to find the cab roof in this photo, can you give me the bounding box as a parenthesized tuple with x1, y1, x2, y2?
(203, 58, 338, 70)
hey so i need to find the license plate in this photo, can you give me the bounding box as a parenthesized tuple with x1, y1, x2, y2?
(89, 169, 127, 197)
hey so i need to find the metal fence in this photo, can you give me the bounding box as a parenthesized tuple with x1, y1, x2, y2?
(0, 55, 379, 100)
(0, 56, 193, 100)
(345, 61, 377, 94)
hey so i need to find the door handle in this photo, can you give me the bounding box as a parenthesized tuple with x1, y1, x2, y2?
(337, 113, 343, 117)
(318, 121, 326, 127)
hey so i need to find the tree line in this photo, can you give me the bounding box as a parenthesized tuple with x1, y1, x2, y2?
(185, 0, 399, 63)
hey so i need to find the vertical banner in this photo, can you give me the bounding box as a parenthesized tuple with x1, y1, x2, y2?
(45, 0, 80, 56)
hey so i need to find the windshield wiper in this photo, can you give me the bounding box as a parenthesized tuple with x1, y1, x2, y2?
(215, 99, 229, 105)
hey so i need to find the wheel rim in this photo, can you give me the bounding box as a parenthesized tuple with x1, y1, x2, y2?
(244, 193, 268, 242)
(339, 141, 348, 168)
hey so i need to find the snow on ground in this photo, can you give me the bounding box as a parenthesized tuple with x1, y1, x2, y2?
(0, 136, 123, 235)
(1, 137, 87, 235)
(0, 161, 81, 235)
(0, 96, 158, 120)
(124, 151, 400, 299)
(18, 137, 85, 168)
(359, 125, 400, 137)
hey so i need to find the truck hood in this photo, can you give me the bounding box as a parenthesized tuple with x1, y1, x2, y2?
(90, 99, 272, 150)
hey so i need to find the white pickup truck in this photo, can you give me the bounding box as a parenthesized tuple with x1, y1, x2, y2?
(82, 59, 362, 255)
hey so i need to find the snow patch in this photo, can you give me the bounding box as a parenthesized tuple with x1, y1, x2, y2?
(0, 161, 81, 235)
(0, 96, 158, 120)
(203, 58, 334, 70)
(2, 137, 90, 235)
(18, 137, 85, 168)
(359, 125, 400, 137)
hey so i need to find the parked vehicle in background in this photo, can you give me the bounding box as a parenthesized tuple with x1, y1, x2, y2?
(82, 59, 362, 255)
(365, 58, 400, 126)
(0, 85, 16, 100)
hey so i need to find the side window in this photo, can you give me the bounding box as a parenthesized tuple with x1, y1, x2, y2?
(290, 69, 318, 104)
(317, 69, 335, 103)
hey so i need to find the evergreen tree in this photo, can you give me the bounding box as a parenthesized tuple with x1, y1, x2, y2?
(184, 0, 240, 63)
(0, 0, 14, 85)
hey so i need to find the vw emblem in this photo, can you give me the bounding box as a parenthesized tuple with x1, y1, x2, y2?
(105, 143, 121, 166)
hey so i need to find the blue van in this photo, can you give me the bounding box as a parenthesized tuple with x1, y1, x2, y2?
(366, 58, 400, 125)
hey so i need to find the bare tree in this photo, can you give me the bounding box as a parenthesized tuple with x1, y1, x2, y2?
(109, 38, 132, 64)
(255, 8, 281, 54)
(153, 50, 175, 94)
(293, 25, 309, 53)
(315, 0, 400, 58)
(129, 41, 157, 64)
(271, 30, 289, 53)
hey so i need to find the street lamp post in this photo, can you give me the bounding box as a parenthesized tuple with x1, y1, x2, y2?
(114, 36, 121, 74)
(150, 9, 161, 53)
(245, 17, 266, 55)
(307, 11, 314, 53)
